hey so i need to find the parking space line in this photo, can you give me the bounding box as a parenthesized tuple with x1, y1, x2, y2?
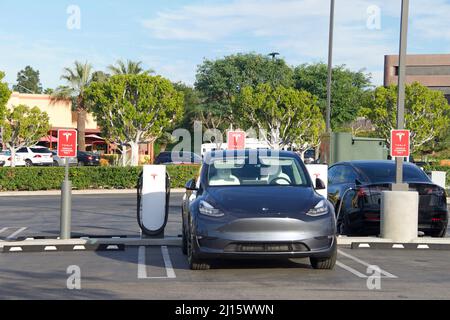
(0, 228, 8, 235)
(137, 246, 147, 279)
(161, 246, 176, 278)
(338, 249, 398, 279)
(137, 246, 176, 279)
(6, 227, 27, 240)
(336, 261, 367, 278)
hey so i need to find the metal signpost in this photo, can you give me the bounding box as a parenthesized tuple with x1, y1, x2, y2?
(57, 129, 77, 240)
(392, 0, 410, 192)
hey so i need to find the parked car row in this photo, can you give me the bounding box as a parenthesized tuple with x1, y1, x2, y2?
(180, 150, 448, 270)
(0, 147, 101, 167)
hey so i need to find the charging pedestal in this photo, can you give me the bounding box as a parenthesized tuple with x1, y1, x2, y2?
(137, 165, 170, 238)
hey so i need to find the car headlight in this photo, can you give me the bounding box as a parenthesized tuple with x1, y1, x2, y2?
(306, 199, 329, 217)
(199, 200, 224, 217)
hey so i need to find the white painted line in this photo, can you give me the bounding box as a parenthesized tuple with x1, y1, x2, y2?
(0, 227, 8, 235)
(336, 261, 367, 278)
(392, 244, 404, 249)
(338, 249, 398, 279)
(358, 243, 371, 248)
(137, 246, 147, 279)
(107, 245, 119, 250)
(9, 247, 23, 252)
(44, 246, 57, 251)
(161, 246, 176, 279)
(73, 245, 86, 250)
(417, 244, 429, 249)
(6, 227, 27, 240)
(137, 246, 176, 279)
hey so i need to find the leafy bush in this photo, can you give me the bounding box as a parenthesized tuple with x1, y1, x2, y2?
(0, 165, 200, 191)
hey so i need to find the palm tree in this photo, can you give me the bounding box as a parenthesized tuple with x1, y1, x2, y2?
(52, 61, 93, 151)
(107, 59, 154, 75)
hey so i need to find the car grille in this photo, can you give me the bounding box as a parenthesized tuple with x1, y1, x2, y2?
(224, 242, 310, 253)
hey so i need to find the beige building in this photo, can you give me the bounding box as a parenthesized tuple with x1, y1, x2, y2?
(384, 54, 450, 103)
(4, 92, 154, 160)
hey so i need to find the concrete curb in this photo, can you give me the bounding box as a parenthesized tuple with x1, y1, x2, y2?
(337, 236, 450, 250)
(0, 188, 186, 197)
(0, 237, 182, 252)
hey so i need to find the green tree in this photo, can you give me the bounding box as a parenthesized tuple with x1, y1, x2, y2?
(107, 59, 154, 75)
(293, 63, 372, 130)
(234, 84, 323, 151)
(0, 71, 11, 120)
(362, 82, 450, 154)
(195, 53, 294, 131)
(43, 88, 54, 95)
(13, 66, 43, 94)
(86, 74, 184, 166)
(52, 61, 94, 151)
(3, 104, 50, 167)
(91, 70, 110, 83)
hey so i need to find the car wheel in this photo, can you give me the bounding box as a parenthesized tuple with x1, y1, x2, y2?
(428, 228, 447, 238)
(53, 161, 59, 167)
(187, 225, 210, 270)
(181, 213, 188, 255)
(310, 238, 337, 270)
(25, 159, 33, 167)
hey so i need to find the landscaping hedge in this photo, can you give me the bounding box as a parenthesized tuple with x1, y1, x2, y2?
(0, 165, 200, 191)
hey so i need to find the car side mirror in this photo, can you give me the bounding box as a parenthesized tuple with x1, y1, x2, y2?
(315, 178, 326, 190)
(185, 178, 197, 191)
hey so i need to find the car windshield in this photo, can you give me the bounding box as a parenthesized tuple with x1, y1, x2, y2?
(357, 163, 430, 183)
(206, 156, 309, 187)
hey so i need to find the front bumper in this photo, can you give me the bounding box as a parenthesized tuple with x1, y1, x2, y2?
(193, 215, 336, 260)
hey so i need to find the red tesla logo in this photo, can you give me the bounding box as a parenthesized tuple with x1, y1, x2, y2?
(151, 174, 158, 181)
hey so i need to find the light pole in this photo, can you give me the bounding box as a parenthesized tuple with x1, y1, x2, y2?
(326, 0, 335, 134)
(381, 0, 418, 243)
(393, 0, 409, 191)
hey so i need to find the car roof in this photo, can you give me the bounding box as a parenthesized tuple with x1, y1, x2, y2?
(332, 160, 419, 168)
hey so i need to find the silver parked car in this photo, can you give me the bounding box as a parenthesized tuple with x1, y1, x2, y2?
(51, 151, 78, 167)
(182, 150, 337, 270)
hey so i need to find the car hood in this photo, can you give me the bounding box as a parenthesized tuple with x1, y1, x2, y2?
(204, 186, 323, 217)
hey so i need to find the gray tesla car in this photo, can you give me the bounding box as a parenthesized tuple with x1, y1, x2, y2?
(181, 150, 337, 270)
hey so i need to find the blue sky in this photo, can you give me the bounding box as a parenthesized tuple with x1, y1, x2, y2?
(1, 0, 450, 90)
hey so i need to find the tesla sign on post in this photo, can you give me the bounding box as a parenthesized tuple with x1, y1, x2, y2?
(57, 129, 77, 240)
(227, 131, 246, 150)
(390, 129, 410, 158)
(57, 129, 77, 158)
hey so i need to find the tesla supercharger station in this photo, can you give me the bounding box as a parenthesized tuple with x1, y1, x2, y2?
(137, 165, 170, 237)
(306, 164, 328, 198)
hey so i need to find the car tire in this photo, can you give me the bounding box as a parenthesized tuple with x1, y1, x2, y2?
(25, 159, 33, 167)
(428, 228, 447, 238)
(310, 238, 337, 270)
(187, 226, 210, 270)
(181, 216, 188, 255)
(53, 161, 59, 167)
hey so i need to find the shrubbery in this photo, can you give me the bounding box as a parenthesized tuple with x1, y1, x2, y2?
(0, 165, 200, 191)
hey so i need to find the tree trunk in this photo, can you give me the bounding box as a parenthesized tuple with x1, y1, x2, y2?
(130, 141, 139, 166)
(10, 147, 16, 168)
(77, 110, 86, 151)
(121, 145, 127, 167)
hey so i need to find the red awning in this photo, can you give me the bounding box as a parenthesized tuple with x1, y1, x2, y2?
(40, 135, 58, 142)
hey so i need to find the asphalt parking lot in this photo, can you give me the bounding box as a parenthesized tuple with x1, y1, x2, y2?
(0, 193, 449, 299)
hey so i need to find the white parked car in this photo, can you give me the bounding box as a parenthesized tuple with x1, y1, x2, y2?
(0, 150, 26, 167)
(15, 146, 54, 166)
